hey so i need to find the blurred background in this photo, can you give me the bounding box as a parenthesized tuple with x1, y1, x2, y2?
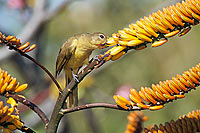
(0, 0, 199, 132)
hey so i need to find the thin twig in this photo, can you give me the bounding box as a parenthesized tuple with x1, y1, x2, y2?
(5, 43, 63, 93)
(22, 53, 63, 94)
(4, 93, 49, 126)
(61, 103, 141, 114)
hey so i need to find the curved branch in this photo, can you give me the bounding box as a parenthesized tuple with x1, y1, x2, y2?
(61, 103, 141, 114)
(4, 43, 63, 93)
(21, 51, 63, 94)
(4, 93, 49, 126)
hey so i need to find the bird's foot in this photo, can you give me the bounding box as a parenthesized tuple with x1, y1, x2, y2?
(93, 55, 101, 62)
(72, 71, 79, 82)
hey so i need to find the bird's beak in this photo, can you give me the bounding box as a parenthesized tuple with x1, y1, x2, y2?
(97, 43, 109, 49)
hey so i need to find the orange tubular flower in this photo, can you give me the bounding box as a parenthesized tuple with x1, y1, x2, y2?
(100, 0, 200, 64)
(144, 109, 200, 133)
(113, 63, 200, 110)
(125, 111, 148, 133)
(0, 68, 28, 94)
(0, 97, 24, 132)
(0, 32, 36, 53)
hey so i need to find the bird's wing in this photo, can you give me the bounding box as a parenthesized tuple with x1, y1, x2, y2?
(55, 37, 77, 77)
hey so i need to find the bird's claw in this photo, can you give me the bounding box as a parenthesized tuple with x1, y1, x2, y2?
(73, 74, 79, 82)
(94, 53, 111, 69)
(71, 70, 79, 82)
(94, 59, 106, 69)
(93, 55, 101, 62)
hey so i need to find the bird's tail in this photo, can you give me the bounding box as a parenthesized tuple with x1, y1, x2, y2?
(65, 72, 78, 108)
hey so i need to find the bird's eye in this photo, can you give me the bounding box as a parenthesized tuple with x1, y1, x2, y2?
(99, 34, 105, 39)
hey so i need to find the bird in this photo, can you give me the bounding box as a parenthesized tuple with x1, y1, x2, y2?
(55, 32, 107, 108)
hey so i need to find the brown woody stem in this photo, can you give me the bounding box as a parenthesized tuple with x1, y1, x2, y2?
(61, 103, 141, 114)
(4, 93, 49, 126)
(5, 44, 63, 94)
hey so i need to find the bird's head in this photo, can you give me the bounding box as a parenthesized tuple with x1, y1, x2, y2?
(90, 32, 108, 49)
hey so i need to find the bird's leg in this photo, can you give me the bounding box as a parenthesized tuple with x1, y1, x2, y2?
(71, 68, 79, 82)
(94, 53, 110, 69)
(91, 55, 101, 62)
